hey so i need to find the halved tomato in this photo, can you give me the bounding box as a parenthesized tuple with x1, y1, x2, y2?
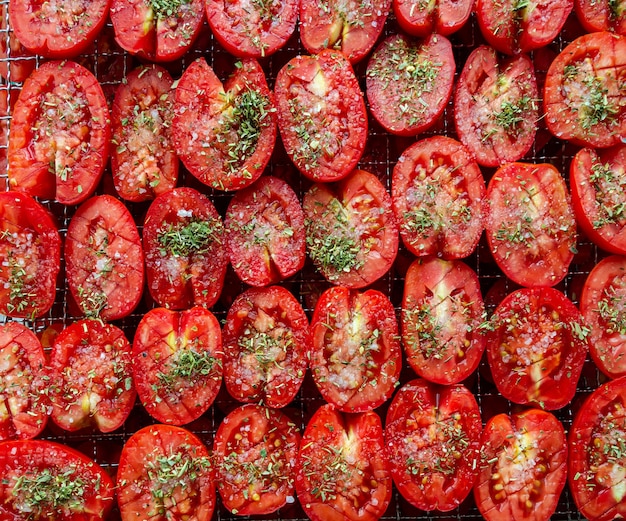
(575, 0, 626, 33)
(393, 0, 473, 36)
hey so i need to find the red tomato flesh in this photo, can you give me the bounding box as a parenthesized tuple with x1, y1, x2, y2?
(393, 0, 473, 36)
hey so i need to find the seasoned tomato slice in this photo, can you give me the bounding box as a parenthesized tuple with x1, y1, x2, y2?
(385, 379, 482, 511)
(366, 33, 455, 136)
(575, 0, 626, 34)
(223, 286, 308, 408)
(485, 162, 577, 288)
(0, 322, 48, 440)
(474, 409, 568, 521)
(391, 136, 486, 258)
(8, 61, 111, 205)
(310, 286, 401, 412)
(213, 404, 301, 515)
(172, 58, 276, 191)
(0, 192, 60, 319)
(117, 424, 215, 521)
(143, 187, 228, 310)
(454, 46, 539, 167)
(0, 440, 114, 520)
(296, 404, 392, 521)
(225, 176, 305, 287)
(111, 65, 178, 202)
(570, 145, 626, 255)
(299, 0, 390, 63)
(544, 32, 626, 149)
(402, 257, 486, 385)
(393, 0, 473, 36)
(303, 169, 399, 288)
(47, 319, 135, 433)
(66, 195, 144, 321)
(132, 307, 223, 426)
(486, 287, 589, 410)
(275, 50, 368, 182)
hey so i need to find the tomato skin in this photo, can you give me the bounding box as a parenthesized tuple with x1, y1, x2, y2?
(544, 32, 626, 149)
(0, 2, 34, 82)
(225, 176, 305, 287)
(66, 195, 144, 321)
(366, 33, 455, 136)
(117, 424, 215, 521)
(296, 404, 392, 521)
(275, 50, 368, 182)
(385, 378, 482, 511)
(0, 439, 114, 520)
(485, 162, 577, 288)
(486, 287, 589, 410)
(570, 145, 626, 255)
(172, 58, 276, 191)
(575, 0, 626, 34)
(454, 46, 539, 167)
(391, 136, 486, 258)
(474, 409, 567, 521)
(223, 286, 308, 408)
(132, 306, 223, 426)
(303, 169, 399, 288)
(143, 187, 228, 310)
(310, 286, 401, 412)
(213, 404, 301, 515)
(393, 0, 473, 36)
(8, 61, 111, 205)
(111, 65, 178, 203)
(0, 192, 61, 319)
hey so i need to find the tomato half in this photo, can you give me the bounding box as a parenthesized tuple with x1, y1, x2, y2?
(9, 0, 110, 58)
(117, 424, 215, 521)
(393, 0, 473, 36)
(213, 404, 301, 515)
(575, 0, 626, 34)
(486, 287, 589, 410)
(303, 169, 399, 288)
(391, 136, 486, 258)
(132, 306, 223, 426)
(110, 0, 204, 61)
(0, 322, 48, 440)
(0, 439, 114, 520)
(47, 319, 135, 433)
(474, 409, 568, 521)
(225, 176, 305, 287)
(544, 32, 626, 149)
(310, 286, 401, 412)
(0, 2, 34, 82)
(172, 58, 276, 191)
(402, 257, 486, 385)
(223, 286, 308, 408)
(8, 61, 111, 205)
(206, 0, 298, 57)
(143, 187, 228, 310)
(0, 192, 61, 319)
(485, 162, 577, 288)
(570, 144, 626, 255)
(66, 194, 144, 321)
(111, 65, 178, 202)
(296, 404, 392, 521)
(299, 0, 390, 63)
(385, 378, 482, 511)
(274, 50, 368, 182)
(580, 255, 626, 379)
(454, 46, 539, 167)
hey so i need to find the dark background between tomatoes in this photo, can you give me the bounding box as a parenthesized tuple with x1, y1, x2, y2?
(0, 4, 610, 521)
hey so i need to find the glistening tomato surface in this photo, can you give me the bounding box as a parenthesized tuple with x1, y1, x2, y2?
(393, 0, 473, 36)
(575, 0, 626, 34)
(275, 50, 368, 182)
(8, 61, 110, 205)
(213, 404, 300, 515)
(385, 378, 482, 511)
(0, 2, 34, 82)
(0, 440, 114, 520)
(310, 286, 401, 412)
(474, 409, 568, 521)
(486, 287, 589, 410)
(133, 307, 223, 426)
(485, 162, 577, 288)
(296, 404, 392, 521)
(0, 192, 60, 319)
(117, 424, 215, 521)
